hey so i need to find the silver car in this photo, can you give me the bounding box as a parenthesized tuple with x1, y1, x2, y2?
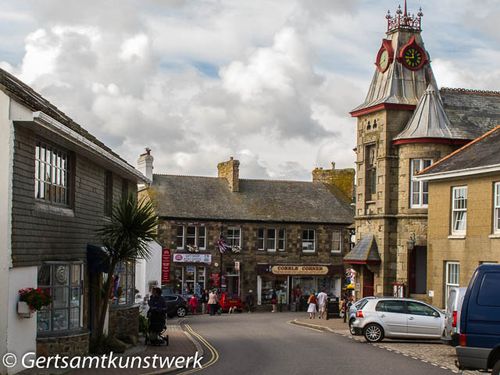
(442, 287, 467, 346)
(351, 298, 445, 342)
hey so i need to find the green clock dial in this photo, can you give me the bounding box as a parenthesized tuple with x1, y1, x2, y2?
(403, 47, 423, 68)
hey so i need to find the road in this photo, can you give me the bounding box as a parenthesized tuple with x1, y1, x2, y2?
(183, 312, 453, 375)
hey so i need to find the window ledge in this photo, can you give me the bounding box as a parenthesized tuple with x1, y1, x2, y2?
(35, 202, 75, 217)
(331, 252, 342, 255)
(488, 234, 500, 239)
(448, 235, 466, 240)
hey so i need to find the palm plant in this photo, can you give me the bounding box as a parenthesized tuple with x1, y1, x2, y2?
(94, 195, 158, 343)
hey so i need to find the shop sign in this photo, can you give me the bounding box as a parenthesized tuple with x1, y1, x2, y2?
(161, 248, 171, 284)
(271, 265, 329, 275)
(173, 253, 212, 264)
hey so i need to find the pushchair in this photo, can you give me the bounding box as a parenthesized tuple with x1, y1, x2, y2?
(145, 308, 169, 346)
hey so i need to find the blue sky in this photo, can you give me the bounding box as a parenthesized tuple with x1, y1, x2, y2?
(1, 0, 499, 179)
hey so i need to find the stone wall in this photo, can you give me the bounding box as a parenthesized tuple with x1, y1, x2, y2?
(217, 157, 239, 192)
(312, 164, 355, 202)
(108, 305, 139, 342)
(37, 332, 89, 357)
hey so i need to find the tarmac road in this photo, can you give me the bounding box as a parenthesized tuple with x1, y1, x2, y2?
(184, 312, 454, 375)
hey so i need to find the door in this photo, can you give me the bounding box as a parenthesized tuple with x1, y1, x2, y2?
(409, 246, 427, 294)
(375, 300, 407, 336)
(406, 301, 442, 337)
(363, 268, 374, 297)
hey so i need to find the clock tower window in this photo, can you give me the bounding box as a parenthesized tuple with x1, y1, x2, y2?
(365, 144, 377, 199)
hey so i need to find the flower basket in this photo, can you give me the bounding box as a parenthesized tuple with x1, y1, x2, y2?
(18, 288, 52, 316)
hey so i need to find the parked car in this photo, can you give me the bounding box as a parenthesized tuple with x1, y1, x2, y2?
(351, 297, 445, 342)
(456, 264, 500, 374)
(442, 287, 467, 346)
(348, 297, 376, 335)
(161, 293, 188, 318)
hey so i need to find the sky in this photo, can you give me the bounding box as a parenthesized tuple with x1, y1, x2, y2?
(1, 0, 499, 180)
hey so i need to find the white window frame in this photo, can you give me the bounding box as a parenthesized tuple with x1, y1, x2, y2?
(451, 186, 467, 235)
(445, 261, 460, 306)
(278, 229, 286, 252)
(257, 229, 265, 251)
(332, 230, 342, 253)
(176, 225, 206, 250)
(494, 182, 500, 234)
(176, 225, 185, 250)
(35, 141, 70, 206)
(302, 229, 316, 253)
(410, 159, 432, 208)
(227, 226, 241, 248)
(266, 229, 276, 252)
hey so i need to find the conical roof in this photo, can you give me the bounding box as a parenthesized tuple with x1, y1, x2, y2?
(394, 84, 469, 142)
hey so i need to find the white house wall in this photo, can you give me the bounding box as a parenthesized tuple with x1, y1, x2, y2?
(135, 241, 162, 298)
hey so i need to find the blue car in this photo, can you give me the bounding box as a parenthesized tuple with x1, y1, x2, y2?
(456, 264, 500, 374)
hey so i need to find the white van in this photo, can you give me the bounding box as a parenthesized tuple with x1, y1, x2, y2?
(442, 287, 467, 346)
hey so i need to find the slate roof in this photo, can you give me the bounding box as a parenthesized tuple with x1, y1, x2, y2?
(343, 234, 381, 264)
(0, 67, 128, 165)
(150, 174, 354, 224)
(418, 126, 500, 177)
(440, 88, 500, 140)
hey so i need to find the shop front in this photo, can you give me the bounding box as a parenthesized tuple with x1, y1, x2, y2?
(255, 264, 343, 310)
(171, 253, 212, 296)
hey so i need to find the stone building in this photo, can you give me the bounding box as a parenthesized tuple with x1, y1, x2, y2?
(140, 156, 354, 308)
(0, 68, 146, 374)
(417, 126, 500, 307)
(346, 3, 500, 299)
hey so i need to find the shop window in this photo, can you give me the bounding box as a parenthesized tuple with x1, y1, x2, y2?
(227, 227, 241, 248)
(451, 186, 467, 235)
(112, 261, 136, 306)
(176, 225, 207, 250)
(410, 159, 432, 208)
(302, 229, 316, 253)
(332, 230, 342, 253)
(257, 229, 265, 250)
(278, 229, 286, 251)
(35, 141, 70, 206)
(37, 263, 83, 333)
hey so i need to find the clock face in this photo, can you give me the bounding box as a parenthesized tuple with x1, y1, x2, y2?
(378, 50, 389, 72)
(403, 47, 423, 69)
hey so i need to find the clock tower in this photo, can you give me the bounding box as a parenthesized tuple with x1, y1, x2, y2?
(344, 2, 464, 298)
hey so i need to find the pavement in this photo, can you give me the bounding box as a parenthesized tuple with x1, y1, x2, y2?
(18, 323, 201, 375)
(291, 315, 481, 375)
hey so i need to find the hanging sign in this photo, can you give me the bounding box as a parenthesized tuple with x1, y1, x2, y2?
(162, 248, 171, 284)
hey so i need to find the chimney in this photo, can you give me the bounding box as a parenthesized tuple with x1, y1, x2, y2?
(137, 148, 154, 182)
(217, 157, 240, 192)
(312, 161, 355, 202)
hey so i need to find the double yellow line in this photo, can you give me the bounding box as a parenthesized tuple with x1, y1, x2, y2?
(178, 324, 219, 375)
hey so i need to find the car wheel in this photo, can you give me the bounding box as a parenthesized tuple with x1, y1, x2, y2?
(349, 319, 356, 335)
(177, 307, 187, 317)
(492, 359, 500, 375)
(364, 323, 384, 343)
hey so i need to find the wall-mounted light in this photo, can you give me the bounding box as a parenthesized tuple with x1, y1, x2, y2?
(408, 232, 416, 251)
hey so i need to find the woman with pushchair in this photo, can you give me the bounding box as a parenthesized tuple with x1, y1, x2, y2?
(146, 287, 168, 345)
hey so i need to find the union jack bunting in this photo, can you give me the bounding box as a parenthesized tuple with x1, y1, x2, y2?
(217, 235, 232, 254)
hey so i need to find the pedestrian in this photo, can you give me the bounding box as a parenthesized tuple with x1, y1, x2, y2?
(245, 290, 255, 313)
(317, 288, 328, 319)
(271, 290, 278, 313)
(189, 294, 198, 315)
(208, 289, 218, 316)
(201, 289, 208, 314)
(307, 292, 317, 319)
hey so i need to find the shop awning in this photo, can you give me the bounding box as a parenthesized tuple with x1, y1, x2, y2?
(87, 244, 111, 273)
(343, 234, 381, 265)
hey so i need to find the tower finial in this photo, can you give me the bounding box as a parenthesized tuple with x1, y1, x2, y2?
(404, 0, 408, 17)
(386, 2, 423, 32)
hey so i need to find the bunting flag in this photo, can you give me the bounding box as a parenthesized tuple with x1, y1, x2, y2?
(217, 235, 232, 254)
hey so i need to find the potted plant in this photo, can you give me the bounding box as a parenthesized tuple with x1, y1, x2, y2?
(18, 288, 52, 318)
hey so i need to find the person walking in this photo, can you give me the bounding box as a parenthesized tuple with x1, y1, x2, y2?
(271, 290, 278, 313)
(188, 294, 198, 315)
(245, 290, 255, 313)
(307, 292, 317, 319)
(317, 289, 328, 319)
(208, 289, 218, 316)
(201, 289, 208, 314)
